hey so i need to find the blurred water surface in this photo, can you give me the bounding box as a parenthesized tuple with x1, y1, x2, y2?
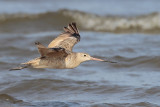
(0, 0, 160, 107)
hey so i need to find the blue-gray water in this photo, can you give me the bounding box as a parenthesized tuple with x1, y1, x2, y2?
(0, 0, 160, 107)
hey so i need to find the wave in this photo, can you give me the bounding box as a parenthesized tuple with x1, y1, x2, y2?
(90, 102, 159, 107)
(107, 55, 160, 70)
(0, 94, 23, 104)
(0, 94, 159, 107)
(0, 9, 160, 33)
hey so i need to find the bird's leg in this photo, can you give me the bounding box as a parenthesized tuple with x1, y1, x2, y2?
(9, 65, 28, 71)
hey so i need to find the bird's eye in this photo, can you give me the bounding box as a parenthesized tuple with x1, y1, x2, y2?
(84, 54, 86, 57)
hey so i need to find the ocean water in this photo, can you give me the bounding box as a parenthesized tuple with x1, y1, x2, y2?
(0, 0, 160, 107)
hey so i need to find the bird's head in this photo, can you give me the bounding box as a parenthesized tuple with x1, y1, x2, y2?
(77, 53, 104, 63)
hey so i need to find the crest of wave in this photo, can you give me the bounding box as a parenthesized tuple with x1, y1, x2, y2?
(61, 9, 160, 33)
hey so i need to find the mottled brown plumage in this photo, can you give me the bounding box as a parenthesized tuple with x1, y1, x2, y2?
(10, 22, 107, 70)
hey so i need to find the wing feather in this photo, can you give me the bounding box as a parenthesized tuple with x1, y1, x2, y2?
(48, 22, 80, 51)
(71, 22, 79, 34)
(35, 42, 69, 58)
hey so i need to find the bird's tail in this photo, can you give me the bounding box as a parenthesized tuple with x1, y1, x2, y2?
(9, 64, 29, 71)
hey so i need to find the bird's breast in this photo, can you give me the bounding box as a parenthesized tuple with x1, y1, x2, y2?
(65, 55, 80, 69)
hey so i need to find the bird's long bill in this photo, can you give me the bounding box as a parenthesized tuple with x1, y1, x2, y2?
(91, 57, 117, 63)
(90, 57, 104, 61)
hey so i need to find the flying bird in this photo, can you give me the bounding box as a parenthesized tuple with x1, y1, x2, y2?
(10, 22, 115, 70)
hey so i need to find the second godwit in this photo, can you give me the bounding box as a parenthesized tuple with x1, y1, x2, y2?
(11, 22, 115, 70)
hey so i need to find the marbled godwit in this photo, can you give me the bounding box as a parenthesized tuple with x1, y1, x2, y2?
(11, 22, 115, 70)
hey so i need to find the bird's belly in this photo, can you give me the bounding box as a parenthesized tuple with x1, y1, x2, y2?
(34, 59, 66, 69)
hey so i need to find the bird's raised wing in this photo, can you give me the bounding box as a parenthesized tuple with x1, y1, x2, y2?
(48, 22, 80, 51)
(35, 42, 69, 58)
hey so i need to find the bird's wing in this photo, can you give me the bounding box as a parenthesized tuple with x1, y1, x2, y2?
(48, 22, 80, 51)
(35, 42, 69, 58)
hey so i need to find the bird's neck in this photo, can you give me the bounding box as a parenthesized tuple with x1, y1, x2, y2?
(65, 53, 81, 68)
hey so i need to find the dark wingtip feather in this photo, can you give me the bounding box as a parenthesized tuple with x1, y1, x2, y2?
(63, 27, 70, 33)
(63, 22, 79, 35)
(71, 22, 79, 34)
